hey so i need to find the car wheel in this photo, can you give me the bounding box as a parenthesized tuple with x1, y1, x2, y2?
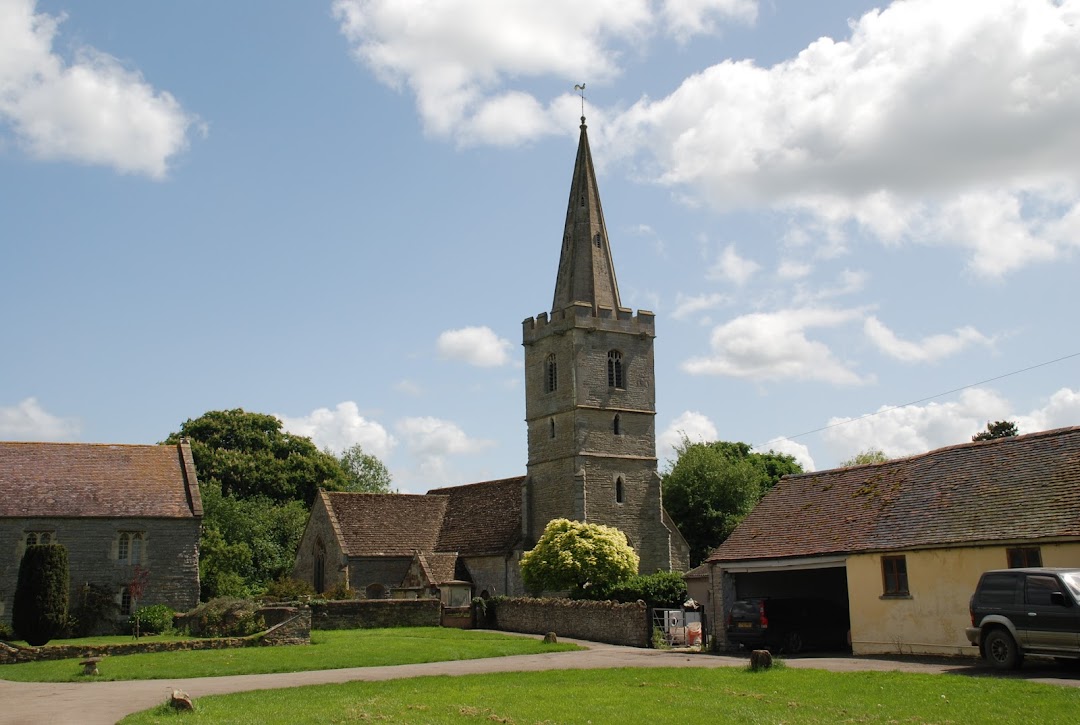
(984, 629, 1022, 670)
(785, 631, 804, 654)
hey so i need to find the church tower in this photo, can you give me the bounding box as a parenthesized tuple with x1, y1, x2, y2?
(522, 117, 686, 575)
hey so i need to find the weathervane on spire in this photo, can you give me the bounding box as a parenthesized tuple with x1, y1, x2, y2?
(574, 83, 586, 121)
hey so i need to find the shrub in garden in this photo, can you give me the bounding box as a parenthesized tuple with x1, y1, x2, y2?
(602, 571, 688, 609)
(67, 583, 120, 637)
(177, 597, 264, 638)
(130, 604, 175, 635)
(262, 576, 315, 602)
(12, 544, 70, 646)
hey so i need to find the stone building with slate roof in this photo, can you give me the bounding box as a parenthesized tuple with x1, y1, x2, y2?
(703, 426, 1080, 656)
(294, 118, 688, 598)
(0, 441, 202, 629)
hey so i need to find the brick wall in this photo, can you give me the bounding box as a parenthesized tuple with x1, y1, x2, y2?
(308, 599, 440, 630)
(492, 597, 649, 647)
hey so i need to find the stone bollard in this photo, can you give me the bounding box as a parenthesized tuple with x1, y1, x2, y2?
(749, 649, 773, 671)
(543, 632, 558, 644)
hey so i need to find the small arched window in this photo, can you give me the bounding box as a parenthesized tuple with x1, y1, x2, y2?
(549, 419, 556, 439)
(366, 583, 386, 600)
(613, 414, 621, 435)
(607, 350, 624, 389)
(118, 532, 130, 562)
(545, 354, 557, 393)
(616, 477, 625, 504)
(313, 537, 326, 593)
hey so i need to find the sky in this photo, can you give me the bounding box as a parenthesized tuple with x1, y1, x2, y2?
(2, 0, 1079, 494)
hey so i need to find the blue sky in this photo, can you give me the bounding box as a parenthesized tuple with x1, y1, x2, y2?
(2, 0, 1079, 493)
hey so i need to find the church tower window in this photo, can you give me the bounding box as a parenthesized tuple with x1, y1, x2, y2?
(550, 419, 555, 439)
(607, 350, 624, 389)
(545, 354, 557, 393)
(594, 233, 602, 249)
(616, 477, 625, 504)
(613, 414, 621, 435)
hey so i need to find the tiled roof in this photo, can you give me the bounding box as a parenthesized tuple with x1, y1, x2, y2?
(417, 552, 461, 585)
(322, 492, 447, 557)
(0, 441, 201, 519)
(429, 476, 525, 556)
(708, 426, 1080, 564)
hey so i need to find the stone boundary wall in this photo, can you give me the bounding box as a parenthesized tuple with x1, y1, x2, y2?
(306, 599, 440, 630)
(0, 608, 310, 665)
(493, 597, 649, 647)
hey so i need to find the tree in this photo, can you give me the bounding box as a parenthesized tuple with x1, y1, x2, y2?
(334, 443, 394, 493)
(662, 439, 803, 567)
(164, 409, 350, 598)
(13, 544, 69, 646)
(165, 409, 348, 506)
(973, 420, 1019, 441)
(519, 519, 639, 596)
(840, 449, 890, 466)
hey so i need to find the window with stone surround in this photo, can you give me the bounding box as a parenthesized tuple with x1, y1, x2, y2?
(607, 350, 624, 389)
(25, 531, 53, 546)
(613, 414, 621, 435)
(616, 476, 625, 504)
(549, 419, 555, 439)
(545, 354, 557, 393)
(118, 532, 145, 565)
(119, 587, 133, 616)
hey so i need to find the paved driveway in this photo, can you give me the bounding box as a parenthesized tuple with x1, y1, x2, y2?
(3, 640, 1079, 725)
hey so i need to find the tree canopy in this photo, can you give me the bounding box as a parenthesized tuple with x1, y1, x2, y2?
(519, 519, 639, 596)
(840, 449, 890, 466)
(335, 443, 394, 493)
(165, 409, 391, 599)
(662, 439, 803, 566)
(972, 420, 1019, 441)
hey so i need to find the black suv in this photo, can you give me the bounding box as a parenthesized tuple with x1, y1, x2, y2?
(726, 597, 849, 654)
(966, 567, 1080, 669)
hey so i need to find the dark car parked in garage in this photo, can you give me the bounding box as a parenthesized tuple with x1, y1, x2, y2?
(726, 597, 850, 654)
(966, 567, 1080, 669)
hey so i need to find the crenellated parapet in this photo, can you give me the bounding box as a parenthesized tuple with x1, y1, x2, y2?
(523, 302, 655, 344)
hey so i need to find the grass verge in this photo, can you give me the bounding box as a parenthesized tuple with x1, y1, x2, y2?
(0, 628, 579, 682)
(120, 667, 1080, 724)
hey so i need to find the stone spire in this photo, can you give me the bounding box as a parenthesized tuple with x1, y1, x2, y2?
(551, 117, 622, 313)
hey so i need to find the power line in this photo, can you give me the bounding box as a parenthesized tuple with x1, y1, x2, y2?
(762, 351, 1080, 448)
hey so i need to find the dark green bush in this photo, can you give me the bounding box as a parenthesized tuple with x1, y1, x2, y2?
(12, 544, 69, 646)
(177, 597, 264, 638)
(574, 571, 687, 609)
(0, 621, 13, 641)
(67, 583, 120, 637)
(129, 604, 175, 635)
(261, 576, 315, 602)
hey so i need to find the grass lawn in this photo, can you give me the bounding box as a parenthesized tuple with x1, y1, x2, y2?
(0, 628, 579, 682)
(121, 666, 1080, 724)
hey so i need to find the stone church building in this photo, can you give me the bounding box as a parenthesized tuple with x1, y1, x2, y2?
(294, 118, 689, 597)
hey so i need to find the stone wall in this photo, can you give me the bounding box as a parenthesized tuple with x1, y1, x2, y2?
(0, 608, 311, 665)
(492, 597, 649, 647)
(0, 517, 200, 628)
(307, 599, 440, 630)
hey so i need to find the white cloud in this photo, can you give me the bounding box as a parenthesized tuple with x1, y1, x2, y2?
(819, 386, 1080, 464)
(658, 410, 718, 463)
(0, 397, 79, 440)
(671, 292, 729, 320)
(393, 379, 423, 396)
(777, 259, 812, 280)
(332, 0, 754, 145)
(394, 416, 495, 488)
(707, 243, 760, 286)
(611, 0, 1080, 277)
(754, 437, 815, 472)
(661, 0, 757, 42)
(682, 307, 870, 385)
(276, 402, 396, 458)
(436, 325, 514, 367)
(864, 316, 995, 363)
(792, 268, 867, 305)
(0, 0, 199, 177)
